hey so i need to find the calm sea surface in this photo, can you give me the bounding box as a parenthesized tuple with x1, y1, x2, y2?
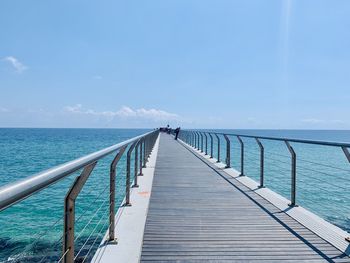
(0, 128, 350, 262)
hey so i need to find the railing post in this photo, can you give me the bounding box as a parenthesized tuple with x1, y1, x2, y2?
(132, 140, 141, 188)
(200, 132, 204, 152)
(237, 136, 244, 176)
(285, 141, 297, 206)
(193, 132, 196, 148)
(255, 138, 264, 188)
(147, 135, 152, 158)
(139, 138, 143, 176)
(215, 134, 220, 163)
(125, 141, 138, 206)
(209, 133, 214, 158)
(143, 139, 146, 168)
(224, 134, 231, 168)
(196, 132, 200, 150)
(63, 162, 97, 263)
(145, 136, 149, 159)
(204, 133, 208, 155)
(342, 146, 350, 163)
(109, 147, 127, 242)
(192, 131, 195, 147)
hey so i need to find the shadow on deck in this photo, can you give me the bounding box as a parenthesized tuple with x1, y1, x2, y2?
(140, 133, 349, 262)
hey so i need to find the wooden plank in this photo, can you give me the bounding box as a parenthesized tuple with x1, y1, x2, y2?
(140, 134, 350, 262)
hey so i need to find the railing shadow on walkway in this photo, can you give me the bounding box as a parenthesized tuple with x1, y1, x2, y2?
(177, 138, 350, 262)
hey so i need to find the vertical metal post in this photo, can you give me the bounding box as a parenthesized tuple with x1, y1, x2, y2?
(196, 132, 200, 150)
(125, 141, 138, 206)
(149, 135, 153, 156)
(224, 134, 231, 168)
(255, 138, 264, 188)
(63, 162, 97, 263)
(132, 140, 140, 188)
(193, 132, 196, 148)
(285, 141, 297, 206)
(215, 134, 220, 163)
(139, 139, 143, 176)
(200, 132, 204, 152)
(237, 136, 244, 176)
(143, 139, 146, 168)
(204, 133, 208, 155)
(109, 147, 127, 242)
(146, 135, 151, 158)
(342, 146, 350, 163)
(209, 133, 214, 158)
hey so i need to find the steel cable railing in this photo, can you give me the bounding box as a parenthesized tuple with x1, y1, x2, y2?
(81, 219, 111, 263)
(210, 139, 348, 201)
(74, 210, 110, 261)
(34, 187, 110, 262)
(179, 130, 350, 232)
(237, 149, 347, 203)
(74, 194, 111, 243)
(38, 233, 65, 263)
(0, 129, 159, 263)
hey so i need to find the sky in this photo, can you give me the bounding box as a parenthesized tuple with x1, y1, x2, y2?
(0, 0, 349, 129)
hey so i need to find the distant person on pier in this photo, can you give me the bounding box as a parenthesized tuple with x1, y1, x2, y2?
(174, 127, 180, 140)
(166, 124, 170, 134)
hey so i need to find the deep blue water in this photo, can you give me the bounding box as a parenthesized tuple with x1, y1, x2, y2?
(0, 128, 350, 262)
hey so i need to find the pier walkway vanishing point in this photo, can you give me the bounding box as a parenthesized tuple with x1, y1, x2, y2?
(1, 130, 350, 262)
(95, 133, 350, 262)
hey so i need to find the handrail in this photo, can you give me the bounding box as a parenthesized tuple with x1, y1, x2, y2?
(0, 130, 157, 212)
(0, 129, 159, 262)
(178, 129, 350, 209)
(186, 130, 350, 148)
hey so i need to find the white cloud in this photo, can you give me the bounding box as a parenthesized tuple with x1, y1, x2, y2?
(64, 104, 180, 122)
(301, 118, 324, 124)
(3, 56, 27, 73)
(301, 118, 346, 125)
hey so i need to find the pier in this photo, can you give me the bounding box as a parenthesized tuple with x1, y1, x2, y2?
(1, 130, 350, 262)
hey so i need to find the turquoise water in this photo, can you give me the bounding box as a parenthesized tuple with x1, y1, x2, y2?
(0, 128, 149, 262)
(0, 129, 350, 262)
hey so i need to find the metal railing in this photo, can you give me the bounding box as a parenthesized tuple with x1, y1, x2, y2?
(178, 130, 350, 207)
(0, 129, 159, 263)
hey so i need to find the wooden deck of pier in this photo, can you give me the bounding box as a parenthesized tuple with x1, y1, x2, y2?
(140, 133, 349, 262)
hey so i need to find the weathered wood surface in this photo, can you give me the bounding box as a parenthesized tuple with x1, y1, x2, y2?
(140, 133, 350, 262)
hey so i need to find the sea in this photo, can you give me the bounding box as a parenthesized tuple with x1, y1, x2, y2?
(0, 128, 350, 262)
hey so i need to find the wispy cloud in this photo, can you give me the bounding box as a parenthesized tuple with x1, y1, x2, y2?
(64, 104, 181, 122)
(301, 118, 324, 124)
(301, 118, 346, 125)
(3, 56, 28, 73)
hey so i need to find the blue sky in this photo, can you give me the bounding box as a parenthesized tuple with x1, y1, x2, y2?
(0, 0, 349, 129)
